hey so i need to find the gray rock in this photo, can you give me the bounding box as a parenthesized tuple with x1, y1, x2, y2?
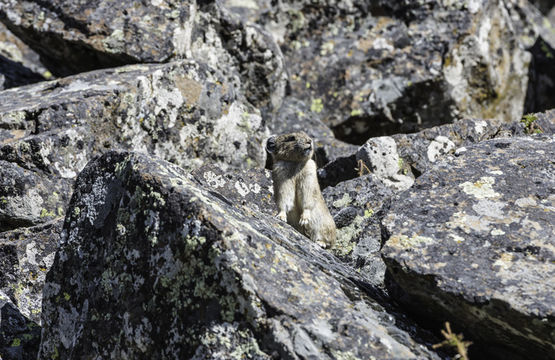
(356, 137, 414, 192)
(0, 220, 61, 325)
(323, 174, 393, 287)
(191, 164, 276, 216)
(381, 136, 555, 359)
(0, 0, 286, 120)
(226, 0, 531, 143)
(0, 161, 69, 231)
(0, 60, 266, 229)
(0, 22, 49, 90)
(0, 299, 41, 360)
(38, 151, 441, 359)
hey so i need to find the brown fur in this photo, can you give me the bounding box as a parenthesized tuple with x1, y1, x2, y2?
(266, 132, 336, 247)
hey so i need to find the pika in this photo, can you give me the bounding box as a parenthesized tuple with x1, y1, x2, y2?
(266, 132, 336, 248)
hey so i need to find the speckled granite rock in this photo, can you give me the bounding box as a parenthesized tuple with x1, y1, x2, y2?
(0, 60, 266, 229)
(381, 136, 555, 359)
(226, 0, 531, 143)
(191, 164, 276, 216)
(38, 151, 441, 359)
(0, 0, 286, 120)
(0, 220, 61, 325)
(0, 299, 41, 360)
(322, 174, 393, 287)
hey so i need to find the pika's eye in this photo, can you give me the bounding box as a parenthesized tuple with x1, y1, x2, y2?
(285, 136, 296, 142)
(266, 137, 276, 153)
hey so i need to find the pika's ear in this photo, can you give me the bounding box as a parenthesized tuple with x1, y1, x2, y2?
(266, 136, 276, 153)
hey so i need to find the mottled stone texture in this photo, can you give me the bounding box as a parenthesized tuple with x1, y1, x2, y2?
(0, 0, 286, 119)
(0, 60, 266, 231)
(39, 151, 439, 359)
(382, 136, 555, 359)
(225, 0, 531, 143)
(0, 300, 41, 360)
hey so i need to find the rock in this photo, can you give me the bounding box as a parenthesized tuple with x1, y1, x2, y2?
(191, 164, 276, 216)
(0, 0, 286, 120)
(38, 150, 441, 359)
(268, 97, 357, 167)
(0, 22, 49, 90)
(226, 0, 532, 143)
(356, 137, 414, 192)
(0, 220, 61, 324)
(381, 136, 555, 359)
(0, 299, 41, 360)
(0, 0, 197, 75)
(0, 60, 266, 228)
(323, 174, 393, 287)
(0, 161, 69, 231)
(317, 154, 358, 190)
(527, 0, 555, 15)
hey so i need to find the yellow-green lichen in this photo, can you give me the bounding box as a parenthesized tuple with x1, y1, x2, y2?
(310, 98, 324, 113)
(11, 338, 21, 347)
(40, 208, 56, 218)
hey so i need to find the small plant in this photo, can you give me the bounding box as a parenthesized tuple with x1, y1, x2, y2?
(520, 114, 543, 134)
(356, 159, 371, 177)
(432, 322, 472, 360)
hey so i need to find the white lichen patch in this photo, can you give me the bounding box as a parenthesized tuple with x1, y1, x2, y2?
(515, 197, 537, 208)
(491, 228, 505, 236)
(427, 136, 455, 162)
(447, 211, 492, 234)
(459, 176, 500, 199)
(235, 181, 250, 197)
(449, 233, 466, 243)
(203, 171, 225, 188)
(472, 199, 506, 219)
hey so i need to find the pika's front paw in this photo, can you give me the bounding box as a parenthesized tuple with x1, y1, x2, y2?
(299, 210, 310, 227)
(276, 211, 287, 222)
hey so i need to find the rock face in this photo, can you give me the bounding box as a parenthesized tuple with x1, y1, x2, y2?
(0, 0, 287, 119)
(0, 60, 266, 232)
(0, 300, 41, 360)
(382, 136, 555, 359)
(0, 220, 61, 325)
(226, 0, 531, 143)
(0, 22, 48, 90)
(39, 151, 439, 359)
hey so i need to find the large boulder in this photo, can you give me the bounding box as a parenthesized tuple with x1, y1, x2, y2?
(0, 0, 286, 119)
(0, 59, 266, 230)
(225, 0, 532, 143)
(381, 136, 555, 359)
(38, 151, 441, 359)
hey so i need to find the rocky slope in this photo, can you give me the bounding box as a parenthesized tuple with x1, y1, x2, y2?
(0, 0, 554, 359)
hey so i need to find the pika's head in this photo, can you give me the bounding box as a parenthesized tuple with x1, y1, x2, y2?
(266, 132, 314, 163)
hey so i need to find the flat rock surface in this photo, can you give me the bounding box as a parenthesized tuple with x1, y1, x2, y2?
(382, 136, 555, 359)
